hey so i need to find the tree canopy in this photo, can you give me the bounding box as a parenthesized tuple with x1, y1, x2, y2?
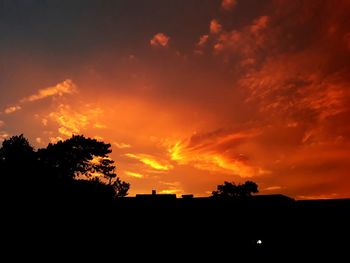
(0, 134, 130, 203)
(37, 135, 117, 180)
(212, 181, 259, 199)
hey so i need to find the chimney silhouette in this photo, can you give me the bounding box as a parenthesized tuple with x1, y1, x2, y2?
(152, 190, 156, 195)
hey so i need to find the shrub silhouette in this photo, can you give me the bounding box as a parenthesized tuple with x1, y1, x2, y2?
(212, 181, 259, 199)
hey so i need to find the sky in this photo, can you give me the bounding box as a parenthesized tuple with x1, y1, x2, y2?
(1, 0, 350, 199)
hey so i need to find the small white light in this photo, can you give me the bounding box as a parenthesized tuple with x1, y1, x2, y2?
(257, 239, 262, 245)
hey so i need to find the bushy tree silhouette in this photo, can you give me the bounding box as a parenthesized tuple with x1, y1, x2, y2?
(38, 135, 116, 180)
(212, 181, 258, 199)
(112, 177, 130, 197)
(0, 134, 36, 182)
(0, 134, 129, 203)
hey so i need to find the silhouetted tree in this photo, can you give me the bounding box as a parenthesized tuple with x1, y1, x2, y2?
(0, 134, 36, 180)
(112, 177, 130, 197)
(0, 134, 129, 201)
(37, 135, 129, 197)
(240, 181, 259, 197)
(38, 135, 113, 179)
(212, 181, 259, 199)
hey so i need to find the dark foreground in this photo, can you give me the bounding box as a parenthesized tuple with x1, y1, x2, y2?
(4, 194, 349, 260)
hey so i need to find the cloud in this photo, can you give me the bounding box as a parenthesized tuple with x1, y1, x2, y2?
(210, 19, 222, 34)
(4, 105, 22, 114)
(48, 104, 105, 137)
(197, 35, 209, 47)
(93, 123, 107, 129)
(240, 52, 349, 123)
(168, 129, 266, 177)
(125, 153, 174, 171)
(113, 142, 131, 149)
(150, 33, 170, 47)
(159, 181, 183, 195)
(194, 35, 210, 55)
(2, 80, 76, 115)
(264, 186, 282, 191)
(250, 16, 269, 34)
(20, 79, 77, 103)
(221, 0, 237, 11)
(49, 136, 64, 144)
(0, 132, 10, 142)
(41, 118, 48, 126)
(125, 171, 144, 179)
(93, 136, 104, 141)
(211, 15, 270, 60)
(0, 120, 4, 127)
(297, 193, 339, 200)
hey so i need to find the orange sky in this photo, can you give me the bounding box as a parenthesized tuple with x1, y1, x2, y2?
(1, 0, 350, 199)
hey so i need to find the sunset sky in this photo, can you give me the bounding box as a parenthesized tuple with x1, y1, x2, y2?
(1, 0, 350, 199)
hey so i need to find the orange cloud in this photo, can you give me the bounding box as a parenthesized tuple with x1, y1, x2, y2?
(2, 80, 76, 115)
(125, 171, 144, 179)
(250, 16, 269, 34)
(159, 181, 183, 195)
(113, 142, 131, 149)
(168, 129, 266, 177)
(93, 123, 107, 129)
(4, 105, 22, 114)
(21, 79, 77, 103)
(210, 19, 222, 34)
(194, 35, 210, 55)
(150, 33, 170, 47)
(49, 136, 64, 144)
(210, 15, 270, 59)
(221, 0, 237, 11)
(0, 132, 9, 142)
(197, 35, 209, 47)
(241, 53, 349, 122)
(125, 153, 174, 171)
(48, 104, 105, 138)
(264, 186, 282, 191)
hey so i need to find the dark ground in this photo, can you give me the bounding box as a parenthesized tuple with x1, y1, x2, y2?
(3, 195, 349, 260)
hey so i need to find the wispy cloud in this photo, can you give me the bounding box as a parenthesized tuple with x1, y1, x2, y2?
(159, 181, 183, 195)
(113, 142, 131, 149)
(221, 0, 237, 11)
(194, 35, 210, 55)
(197, 35, 209, 47)
(2, 79, 76, 115)
(48, 104, 105, 137)
(4, 105, 22, 114)
(0, 132, 10, 142)
(210, 19, 222, 34)
(125, 171, 144, 179)
(264, 186, 282, 191)
(168, 129, 265, 177)
(150, 33, 170, 47)
(20, 79, 77, 103)
(125, 153, 174, 171)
